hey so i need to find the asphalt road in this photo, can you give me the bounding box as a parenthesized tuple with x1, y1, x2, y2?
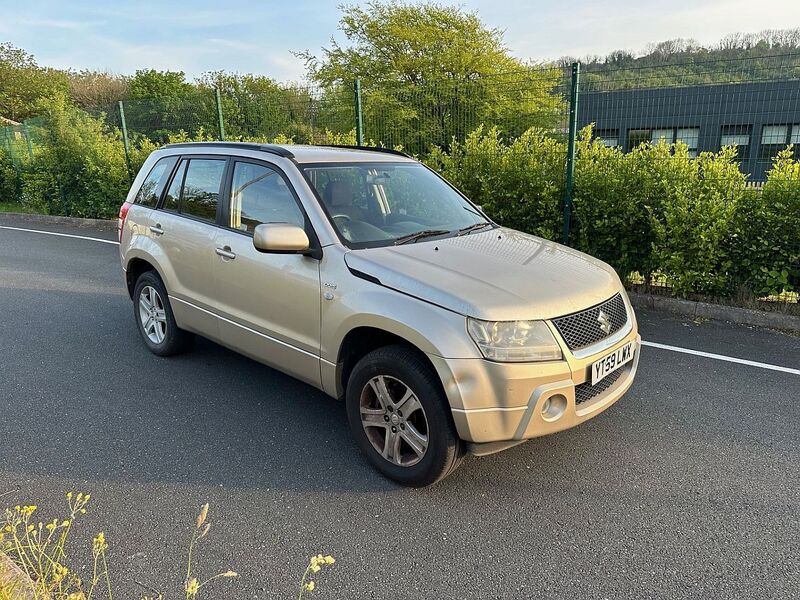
(1, 216, 798, 599)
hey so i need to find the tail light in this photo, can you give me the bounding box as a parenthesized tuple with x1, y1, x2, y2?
(118, 201, 132, 241)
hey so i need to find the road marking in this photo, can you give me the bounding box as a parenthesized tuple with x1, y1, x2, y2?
(0, 225, 119, 245)
(641, 340, 799, 375)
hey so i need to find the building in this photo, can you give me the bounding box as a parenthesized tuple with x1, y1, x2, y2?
(577, 79, 800, 181)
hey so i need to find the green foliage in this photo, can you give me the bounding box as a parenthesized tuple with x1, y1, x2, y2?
(14, 95, 154, 219)
(570, 30, 800, 90)
(300, 1, 565, 152)
(572, 129, 662, 279)
(654, 146, 744, 296)
(426, 126, 564, 239)
(0, 43, 69, 121)
(0, 149, 20, 203)
(732, 148, 800, 294)
(129, 70, 194, 100)
(301, 1, 521, 85)
(427, 125, 797, 299)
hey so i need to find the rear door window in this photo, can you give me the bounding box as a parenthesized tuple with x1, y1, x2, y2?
(180, 159, 226, 223)
(162, 159, 187, 212)
(135, 156, 178, 207)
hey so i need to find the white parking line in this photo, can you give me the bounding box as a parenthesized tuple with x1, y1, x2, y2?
(0, 225, 119, 245)
(3, 223, 798, 375)
(641, 340, 799, 375)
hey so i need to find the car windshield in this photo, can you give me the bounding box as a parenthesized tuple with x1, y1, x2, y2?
(301, 162, 491, 248)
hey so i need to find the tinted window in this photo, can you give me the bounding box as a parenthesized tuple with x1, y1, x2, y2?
(162, 159, 187, 212)
(135, 156, 177, 207)
(229, 162, 304, 232)
(180, 159, 225, 222)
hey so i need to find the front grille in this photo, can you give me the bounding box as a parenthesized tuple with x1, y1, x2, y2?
(575, 366, 625, 405)
(552, 293, 628, 351)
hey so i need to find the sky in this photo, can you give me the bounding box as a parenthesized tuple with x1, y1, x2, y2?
(2, 0, 799, 81)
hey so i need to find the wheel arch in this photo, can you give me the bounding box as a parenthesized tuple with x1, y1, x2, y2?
(335, 325, 440, 400)
(124, 252, 166, 299)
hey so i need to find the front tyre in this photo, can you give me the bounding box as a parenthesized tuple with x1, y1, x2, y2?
(133, 270, 193, 356)
(346, 345, 465, 487)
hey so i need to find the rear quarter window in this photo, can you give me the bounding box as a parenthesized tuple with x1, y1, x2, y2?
(135, 156, 178, 208)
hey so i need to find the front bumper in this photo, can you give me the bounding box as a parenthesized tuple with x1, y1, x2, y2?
(429, 323, 641, 446)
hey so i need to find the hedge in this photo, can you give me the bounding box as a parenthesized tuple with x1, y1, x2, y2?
(1, 103, 798, 299)
(427, 127, 799, 298)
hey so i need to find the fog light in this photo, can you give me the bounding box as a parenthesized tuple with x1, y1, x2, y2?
(541, 394, 567, 421)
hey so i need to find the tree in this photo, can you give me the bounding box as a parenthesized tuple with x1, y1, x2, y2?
(129, 69, 193, 99)
(197, 71, 318, 140)
(66, 69, 130, 109)
(126, 70, 210, 141)
(0, 42, 68, 121)
(297, 1, 564, 151)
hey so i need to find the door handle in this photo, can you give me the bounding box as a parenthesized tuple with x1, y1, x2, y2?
(215, 246, 236, 260)
(149, 224, 164, 235)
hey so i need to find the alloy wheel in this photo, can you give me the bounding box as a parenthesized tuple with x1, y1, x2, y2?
(138, 285, 167, 344)
(360, 375, 429, 467)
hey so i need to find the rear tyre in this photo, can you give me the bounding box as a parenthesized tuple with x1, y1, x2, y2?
(346, 345, 465, 487)
(133, 270, 193, 356)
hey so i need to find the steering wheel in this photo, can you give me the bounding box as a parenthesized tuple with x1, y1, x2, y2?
(332, 214, 352, 222)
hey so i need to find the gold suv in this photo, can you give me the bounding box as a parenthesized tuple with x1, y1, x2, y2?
(119, 142, 640, 486)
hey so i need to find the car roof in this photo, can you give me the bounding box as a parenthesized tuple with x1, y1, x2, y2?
(160, 142, 417, 164)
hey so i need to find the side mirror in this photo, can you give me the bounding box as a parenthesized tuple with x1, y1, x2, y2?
(253, 223, 310, 254)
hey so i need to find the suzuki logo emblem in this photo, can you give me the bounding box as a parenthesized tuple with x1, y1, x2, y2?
(597, 310, 612, 334)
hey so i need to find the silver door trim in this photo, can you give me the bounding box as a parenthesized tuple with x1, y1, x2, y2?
(169, 295, 334, 366)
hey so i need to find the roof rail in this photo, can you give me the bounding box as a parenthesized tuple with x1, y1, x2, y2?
(318, 144, 411, 158)
(163, 141, 295, 159)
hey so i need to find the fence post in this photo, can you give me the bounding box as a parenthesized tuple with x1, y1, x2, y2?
(354, 78, 364, 146)
(562, 61, 580, 245)
(118, 101, 132, 182)
(22, 123, 34, 160)
(215, 87, 226, 141)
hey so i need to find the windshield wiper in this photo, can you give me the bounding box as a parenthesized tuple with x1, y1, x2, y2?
(456, 222, 493, 236)
(394, 229, 451, 245)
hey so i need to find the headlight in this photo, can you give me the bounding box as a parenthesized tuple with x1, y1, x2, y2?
(467, 318, 562, 362)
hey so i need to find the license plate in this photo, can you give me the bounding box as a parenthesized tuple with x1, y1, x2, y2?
(591, 341, 635, 385)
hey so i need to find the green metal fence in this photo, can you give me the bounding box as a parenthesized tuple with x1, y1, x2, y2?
(1, 54, 798, 306)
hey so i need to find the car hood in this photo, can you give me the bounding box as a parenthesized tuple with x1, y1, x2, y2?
(343, 228, 623, 321)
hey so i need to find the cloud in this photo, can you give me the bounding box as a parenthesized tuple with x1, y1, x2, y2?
(15, 17, 105, 30)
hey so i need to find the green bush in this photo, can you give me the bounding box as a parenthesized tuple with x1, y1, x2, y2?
(731, 148, 800, 295)
(572, 130, 665, 280)
(427, 125, 797, 301)
(0, 148, 20, 203)
(653, 146, 745, 296)
(426, 126, 564, 239)
(19, 95, 130, 218)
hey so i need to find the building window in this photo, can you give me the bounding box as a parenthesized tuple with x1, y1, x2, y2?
(759, 124, 800, 161)
(650, 129, 673, 144)
(626, 127, 699, 156)
(627, 129, 651, 150)
(676, 128, 700, 158)
(594, 129, 619, 147)
(720, 125, 752, 161)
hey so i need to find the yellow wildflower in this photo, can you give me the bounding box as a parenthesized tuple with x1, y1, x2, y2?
(185, 577, 199, 596)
